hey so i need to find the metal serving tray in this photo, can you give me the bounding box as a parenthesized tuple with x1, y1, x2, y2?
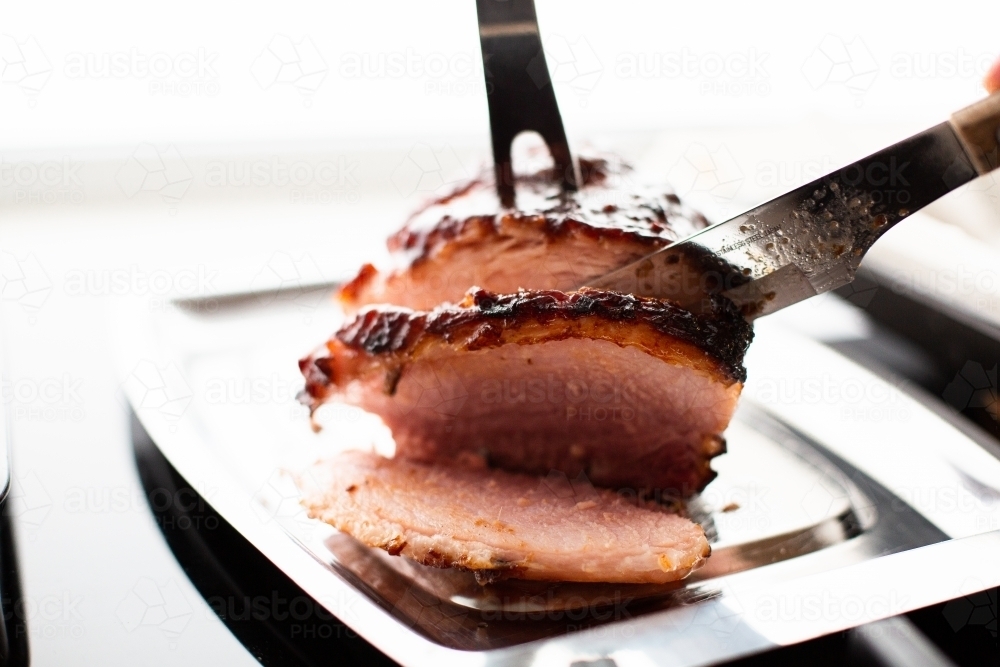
(112, 285, 1000, 666)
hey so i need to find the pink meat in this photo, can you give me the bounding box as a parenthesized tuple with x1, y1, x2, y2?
(300, 450, 711, 584)
(301, 288, 751, 496)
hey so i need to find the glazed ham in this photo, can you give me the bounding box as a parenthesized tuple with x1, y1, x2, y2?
(338, 155, 709, 311)
(299, 151, 751, 584)
(301, 450, 710, 584)
(300, 288, 752, 496)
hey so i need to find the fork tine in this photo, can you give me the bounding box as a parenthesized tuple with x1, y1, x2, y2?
(476, 0, 578, 208)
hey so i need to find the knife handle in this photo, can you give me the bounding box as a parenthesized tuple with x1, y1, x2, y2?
(950, 92, 1000, 175)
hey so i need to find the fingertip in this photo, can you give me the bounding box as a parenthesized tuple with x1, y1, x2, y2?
(985, 57, 1000, 94)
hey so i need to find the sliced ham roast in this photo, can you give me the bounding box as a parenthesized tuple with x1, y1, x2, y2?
(338, 155, 709, 311)
(300, 287, 752, 496)
(301, 450, 710, 584)
(298, 151, 751, 583)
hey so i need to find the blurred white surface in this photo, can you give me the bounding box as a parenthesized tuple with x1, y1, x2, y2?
(3, 0, 1000, 149)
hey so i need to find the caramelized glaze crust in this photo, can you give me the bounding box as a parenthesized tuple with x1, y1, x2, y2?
(390, 157, 708, 261)
(305, 287, 751, 402)
(339, 155, 710, 311)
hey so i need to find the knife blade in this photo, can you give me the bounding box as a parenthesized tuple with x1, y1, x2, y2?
(586, 92, 1000, 320)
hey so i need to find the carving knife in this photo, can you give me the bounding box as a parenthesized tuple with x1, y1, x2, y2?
(586, 92, 1000, 320)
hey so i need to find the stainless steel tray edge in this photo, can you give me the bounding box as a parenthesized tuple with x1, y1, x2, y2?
(110, 294, 1000, 666)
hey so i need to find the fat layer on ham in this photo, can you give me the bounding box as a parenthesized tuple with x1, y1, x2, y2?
(301, 450, 711, 584)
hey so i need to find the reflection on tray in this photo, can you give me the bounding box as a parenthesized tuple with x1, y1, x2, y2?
(124, 290, 969, 658)
(285, 408, 871, 649)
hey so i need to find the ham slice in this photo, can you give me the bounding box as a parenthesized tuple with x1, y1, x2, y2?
(301, 450, 710, 584)
(338, 155, 709, 311)
(300, 287, 752, 496)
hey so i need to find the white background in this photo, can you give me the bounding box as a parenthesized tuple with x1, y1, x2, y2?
(3, 0, 999, 148)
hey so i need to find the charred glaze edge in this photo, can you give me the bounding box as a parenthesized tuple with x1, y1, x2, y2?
(336, 155, 710, 307)
(337, 262, 378, 306)
(383, 156, 709, 265)
(299, 287, 752, 417)
(319, 287, 751, 382)
(466, 289, 752, 380)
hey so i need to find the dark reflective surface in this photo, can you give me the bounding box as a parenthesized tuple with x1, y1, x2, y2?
(131, 412, 397, 667)
(0, 505, 29, 667)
